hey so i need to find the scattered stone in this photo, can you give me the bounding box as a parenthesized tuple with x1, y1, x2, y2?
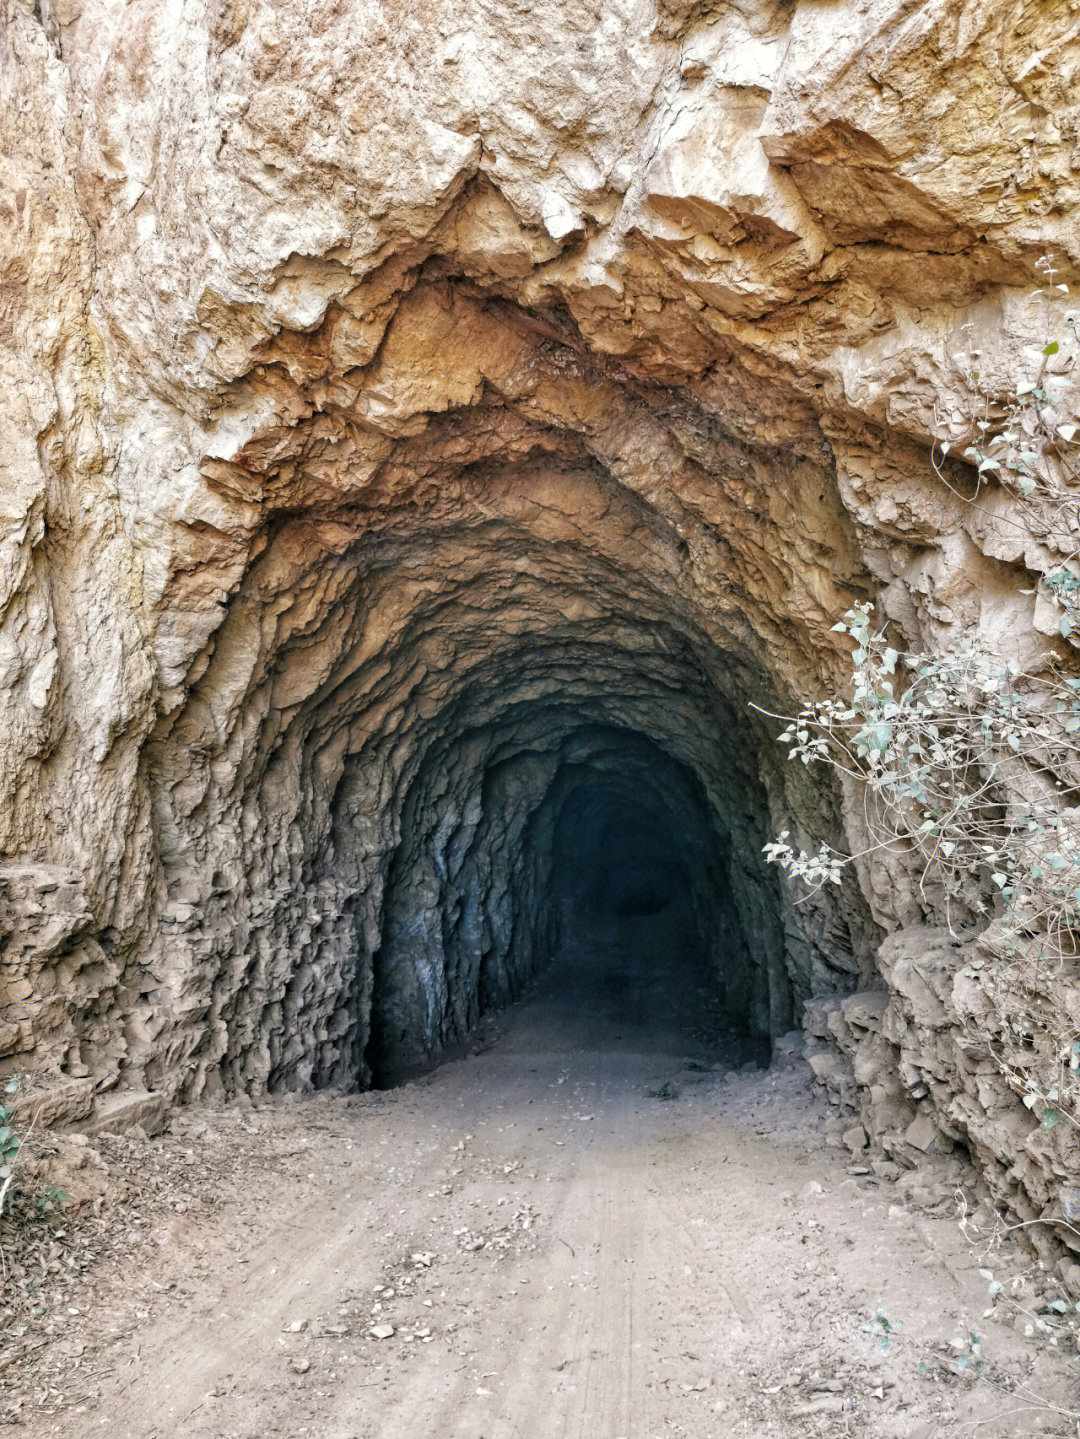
(772, 1032, 804, 1066)
(807, 1051, 840, 1085)
(903, 1114, 940, 1155)
(792, 1395, 845, 1417)
(870, 1158, 902, 1182)
(842, 1125, 868, 1154)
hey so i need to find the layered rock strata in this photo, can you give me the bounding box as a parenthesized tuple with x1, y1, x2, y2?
(2, 0, 1079, 1259)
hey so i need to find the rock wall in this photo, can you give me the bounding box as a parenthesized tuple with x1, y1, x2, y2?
(2, 0, 1079, 1255)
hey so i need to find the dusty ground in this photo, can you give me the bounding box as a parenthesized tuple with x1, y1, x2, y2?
(3, 914, 1079, 1438)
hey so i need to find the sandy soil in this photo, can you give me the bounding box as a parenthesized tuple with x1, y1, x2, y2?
(7, 914, 1080, 1438)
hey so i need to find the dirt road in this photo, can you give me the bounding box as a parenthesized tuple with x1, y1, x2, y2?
(17, 914, 1080, 1437)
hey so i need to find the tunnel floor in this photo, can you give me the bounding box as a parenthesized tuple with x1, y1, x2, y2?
(372, 896, 770, 1089)
(494, 904, 769, 1070)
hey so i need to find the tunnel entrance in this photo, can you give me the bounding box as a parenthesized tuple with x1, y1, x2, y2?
(116, 242, 882, 1117)
(540, 778, 729, 1063)
(363, 716, 786, 1090)
(132, 265, 880, 1109)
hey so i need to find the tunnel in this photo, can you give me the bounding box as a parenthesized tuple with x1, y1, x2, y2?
(365, 711, 775, 1088)
(128, 275, 880, 1109)
(144, 524, 870, 1105)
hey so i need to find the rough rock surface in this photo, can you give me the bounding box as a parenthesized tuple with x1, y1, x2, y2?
(2, 0, 1079, 1261)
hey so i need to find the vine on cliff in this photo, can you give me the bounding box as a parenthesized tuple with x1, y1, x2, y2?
(763, 260, 1080, 1133)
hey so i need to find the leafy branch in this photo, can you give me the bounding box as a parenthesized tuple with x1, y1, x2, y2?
(760, 259, 1080, 1129)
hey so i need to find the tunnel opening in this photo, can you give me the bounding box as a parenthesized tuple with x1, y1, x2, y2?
(554, 783, 696, 921)
(143, 504, 871, 1109)
(134, 274, 880, 1110)
(364, 705, 786, 1090)
(539, 776, 736, 1068)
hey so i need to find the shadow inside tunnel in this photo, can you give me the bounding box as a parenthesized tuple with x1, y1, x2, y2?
(496, 894, 770, 1073)
(366, 748, 781, 1090)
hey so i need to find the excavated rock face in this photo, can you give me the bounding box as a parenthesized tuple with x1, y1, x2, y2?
(2, 1, 1079, 1249)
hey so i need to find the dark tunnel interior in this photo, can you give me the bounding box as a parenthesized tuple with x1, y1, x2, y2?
(363, 712, 786, 1089)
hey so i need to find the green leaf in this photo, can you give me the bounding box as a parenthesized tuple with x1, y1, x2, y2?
(1042, 341, 1060, 356)
(1041, 1108, 1060, 1129)
(1061, 615, 1074, 638)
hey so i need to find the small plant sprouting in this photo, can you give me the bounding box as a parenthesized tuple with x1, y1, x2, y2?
(36, 1184, 68, 1214)
(863, 1307, 903, 1352)
(946, 1330, 989, 1379)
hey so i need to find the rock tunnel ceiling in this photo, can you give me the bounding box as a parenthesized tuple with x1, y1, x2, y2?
(3, 0, 1080, 1252)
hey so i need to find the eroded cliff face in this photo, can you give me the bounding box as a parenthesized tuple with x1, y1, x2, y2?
(2, 0, 1079, 1255)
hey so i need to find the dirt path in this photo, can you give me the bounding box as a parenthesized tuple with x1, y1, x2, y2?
(14, 919, 1080, 1437)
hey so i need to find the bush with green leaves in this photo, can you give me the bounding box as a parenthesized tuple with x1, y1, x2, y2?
(0, 1076, 26, 1216)
(761, 259, 1080, 1131)
(0, 1075, 66, 1225)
